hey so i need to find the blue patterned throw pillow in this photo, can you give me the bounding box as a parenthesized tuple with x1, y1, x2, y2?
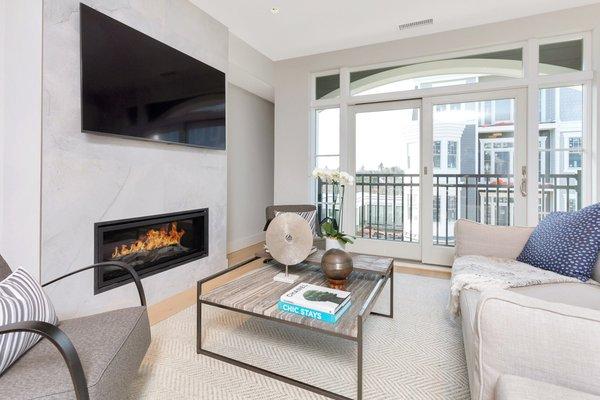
(517, 203, 600, 281)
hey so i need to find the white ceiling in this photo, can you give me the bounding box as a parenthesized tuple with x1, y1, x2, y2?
(190, 0, 600, 61)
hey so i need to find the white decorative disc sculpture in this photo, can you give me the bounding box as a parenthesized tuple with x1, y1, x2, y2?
(265, 213, 313, 283)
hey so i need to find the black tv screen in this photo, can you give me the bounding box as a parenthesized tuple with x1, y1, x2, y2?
(80, 4, 226, 150)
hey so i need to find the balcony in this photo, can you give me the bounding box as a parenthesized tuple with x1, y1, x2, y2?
(317, 171, 582, 246)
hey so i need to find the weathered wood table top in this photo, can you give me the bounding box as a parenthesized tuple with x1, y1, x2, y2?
(199, 253, 393, 339)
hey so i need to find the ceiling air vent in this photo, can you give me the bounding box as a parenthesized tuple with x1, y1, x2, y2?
(398, 18, 433, 31)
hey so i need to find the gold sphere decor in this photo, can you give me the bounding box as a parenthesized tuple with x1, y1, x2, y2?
(321, 248, 353, 289)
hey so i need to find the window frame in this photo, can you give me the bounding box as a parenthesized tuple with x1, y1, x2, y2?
(309, 32, 595, 225)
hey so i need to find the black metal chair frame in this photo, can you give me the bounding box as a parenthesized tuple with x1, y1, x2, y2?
(0, 261, 146, 400)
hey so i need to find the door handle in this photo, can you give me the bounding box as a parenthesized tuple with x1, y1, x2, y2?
(520, 179, 527, 197)
(520, 166, 527, 197)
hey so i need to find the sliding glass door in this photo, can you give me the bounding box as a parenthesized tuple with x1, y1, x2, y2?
(346, 91, 528, 263)
(346, 100, 422, 259)
(421, 89, 528, 264)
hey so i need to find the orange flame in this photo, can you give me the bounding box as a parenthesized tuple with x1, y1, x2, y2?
(111, 222, 186, 259)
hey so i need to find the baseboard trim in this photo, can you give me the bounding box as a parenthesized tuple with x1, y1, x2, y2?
(147, 286, 196, 326)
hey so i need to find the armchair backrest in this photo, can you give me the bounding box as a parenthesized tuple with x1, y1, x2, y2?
(0, 254, 13, 281)
(264, 205, 319, 235)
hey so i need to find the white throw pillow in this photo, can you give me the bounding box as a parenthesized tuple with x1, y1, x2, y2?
(0, 268, 58, 374)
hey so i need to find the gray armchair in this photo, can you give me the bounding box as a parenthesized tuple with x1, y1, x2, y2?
(0, 254, 150, 400)
(263, 204, 320, 235)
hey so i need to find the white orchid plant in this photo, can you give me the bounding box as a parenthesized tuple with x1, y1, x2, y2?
(311, 168, 355, 186)
(312, 168, 354, 243)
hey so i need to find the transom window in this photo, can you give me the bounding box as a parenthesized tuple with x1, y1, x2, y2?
(349, 48, 523, 97)
(315, 74, 340, 100)
(539, 39, 583, 76)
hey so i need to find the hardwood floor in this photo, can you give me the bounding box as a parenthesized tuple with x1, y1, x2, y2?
(147, 242, 451, 326)
(394, 260, 451, 279)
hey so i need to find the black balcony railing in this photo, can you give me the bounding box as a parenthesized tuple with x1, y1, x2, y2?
(317, 171, 582, 247)
(355, 174, 419, 242)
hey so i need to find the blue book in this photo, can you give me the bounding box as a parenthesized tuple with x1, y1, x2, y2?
(277, 300, 352, 324)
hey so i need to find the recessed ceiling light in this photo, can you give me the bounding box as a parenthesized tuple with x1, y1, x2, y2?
(270, 7, 280, 15)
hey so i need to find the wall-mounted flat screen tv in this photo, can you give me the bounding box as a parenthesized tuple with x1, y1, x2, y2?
(80, 4, 226, 150)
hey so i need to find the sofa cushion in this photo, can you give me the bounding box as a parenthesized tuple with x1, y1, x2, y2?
(511, 282, 600, 311)
(0, 306, 150, 400)
(459, 289, 481, 397)
(517, 203, 600, 281)
(496, 374, 600, 400)
(0, 268, 58, 375)
(455, 219, 534, 259)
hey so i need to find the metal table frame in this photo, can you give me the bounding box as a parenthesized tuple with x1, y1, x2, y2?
(196, 259, 394, 400)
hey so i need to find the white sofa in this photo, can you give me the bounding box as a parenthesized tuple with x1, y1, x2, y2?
(454, 219, 600, 400)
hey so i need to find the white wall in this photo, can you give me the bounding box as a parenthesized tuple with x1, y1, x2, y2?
(41, 0, 229, 318)
(0, 0, 43, 279)
(274, 3, 600, 205)
(0, 0, 276, 317)
(229, 32, 274, 102)
(0, 0, 4, 249)
(227, 84, 274, 252)
(226, 33, 275, 253)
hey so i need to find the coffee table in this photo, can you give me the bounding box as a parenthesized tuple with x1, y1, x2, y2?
(197, 250, 394, 400)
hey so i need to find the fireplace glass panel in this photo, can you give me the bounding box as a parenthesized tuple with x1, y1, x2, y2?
(95, 209, 208, 293)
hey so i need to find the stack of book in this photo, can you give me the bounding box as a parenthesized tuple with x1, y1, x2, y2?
(277, 283, 351, 324)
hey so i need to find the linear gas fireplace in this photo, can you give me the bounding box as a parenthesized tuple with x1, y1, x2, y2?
(94, 209, 208, 294)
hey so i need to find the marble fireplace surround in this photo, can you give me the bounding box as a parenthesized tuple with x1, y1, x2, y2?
(41, 0, 229, 318)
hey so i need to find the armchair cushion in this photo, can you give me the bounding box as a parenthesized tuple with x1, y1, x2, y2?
(0, 306, 150, 400)
(0, 268, 58, 375)
(0, 254, 11, 281)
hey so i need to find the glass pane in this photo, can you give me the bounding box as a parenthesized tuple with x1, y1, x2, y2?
(538, 85, 583, 220)
(315, 156, 339, 170)
(316, 108, 340, 155)
(432, 98, 516, 246)
(539, 39, 583, 76)
(355, 107, 420, 242)
(315, 74, 340, 100)
(350, 48, 523, 96)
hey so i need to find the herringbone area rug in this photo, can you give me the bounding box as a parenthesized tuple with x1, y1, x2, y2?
(129, 273, 470, 399)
